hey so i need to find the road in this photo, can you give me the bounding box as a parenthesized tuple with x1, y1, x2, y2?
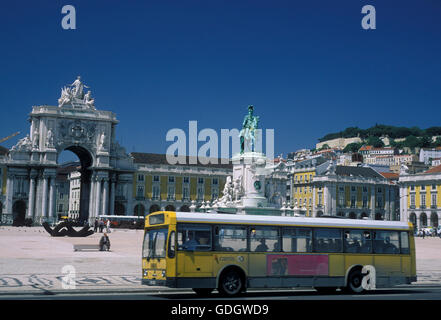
(1, 285, 440, 300)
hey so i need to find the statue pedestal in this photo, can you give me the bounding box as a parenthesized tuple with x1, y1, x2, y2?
(232, 152, 268, 209)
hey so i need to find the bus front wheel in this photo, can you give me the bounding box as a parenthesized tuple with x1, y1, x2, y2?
(218, 269, 243, 296)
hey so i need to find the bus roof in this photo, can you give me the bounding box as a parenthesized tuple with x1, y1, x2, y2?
(171, 212, 411, 230)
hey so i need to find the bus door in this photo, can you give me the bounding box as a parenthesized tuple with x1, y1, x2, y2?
(372, 230, 402, 281)
(248, 226, 280, 278)
(177, 224, 213, 277)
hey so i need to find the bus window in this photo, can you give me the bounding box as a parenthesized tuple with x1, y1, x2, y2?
(400, 231, 410, 254)
(142, 228, 168, 259)
(250, 227, 279, 252)
(177, 225, 212, 251)
(373, 230, 400, 254)
(313, 228, 342, 253)
(168, 231, 176, 258)
(214, 226, 247, 252)
(282, 228, 312, 253)
(344, 230, 372, 253)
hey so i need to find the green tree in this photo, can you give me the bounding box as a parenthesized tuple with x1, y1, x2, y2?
(343, 142, 363, 153)
(366, 136, 384, 148)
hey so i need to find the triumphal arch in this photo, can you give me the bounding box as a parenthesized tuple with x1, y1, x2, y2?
(5, 77, 135, 225)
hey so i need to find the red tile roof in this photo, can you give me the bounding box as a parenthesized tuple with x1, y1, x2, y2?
(380, 172, 399, 180)
(425, 164, 441, 174)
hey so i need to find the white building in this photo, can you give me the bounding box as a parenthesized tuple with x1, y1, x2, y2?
(419, 148, 441, 165)
(68, 171, 81, 219)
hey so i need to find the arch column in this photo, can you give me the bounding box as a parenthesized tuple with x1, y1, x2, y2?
(5, 172, 15, 214)
(41, 174, 49, 220)
(94, 176, 102, 218)
(101, 177, 109, 215)
(27, 170, 37, 218)
(110, 175, 116, 215)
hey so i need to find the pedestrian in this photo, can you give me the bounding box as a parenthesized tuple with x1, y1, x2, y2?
(422, 229, 425, 239)
(99, 233, 111, 251)
(94, 218, 98, 233)
(99, 219, 104, 233)
(106, 219, 111, 233)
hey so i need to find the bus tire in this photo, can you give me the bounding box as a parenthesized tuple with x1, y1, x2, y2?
(193, 288, 214, 296)
(218, 269, 244, 297)
(345, 268, 365, 294)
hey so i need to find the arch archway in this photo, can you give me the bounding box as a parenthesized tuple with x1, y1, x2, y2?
(115, 202, 125, 215)
(316, 211, 323, 217)
(420, 212, 427, 228)
(13, 200, 26, 224)
(165, 204, 176, 211)
(349, 212, 356, 219)
(431, 212, 439, 228)
(375, 213, 383, 220)
(149, 204, 161, 213)
(134, 204, 145, 217)
(180, 205, 191, 212)
(337, 211, 344, 217)
(361, 212, 368, 219)
(58, 146, 94, 224)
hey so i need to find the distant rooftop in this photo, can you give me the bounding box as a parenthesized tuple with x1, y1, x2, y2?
(130, 152, 232, 169)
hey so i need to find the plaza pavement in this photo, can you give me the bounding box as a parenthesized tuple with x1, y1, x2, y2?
(0, 226, 440, 296)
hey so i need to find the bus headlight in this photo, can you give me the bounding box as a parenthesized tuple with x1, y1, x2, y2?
(143, 269, 148, 277)
(162, 270, 166, 278)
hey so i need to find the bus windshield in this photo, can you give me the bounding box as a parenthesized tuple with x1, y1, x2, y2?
(142, 228, 168, 259)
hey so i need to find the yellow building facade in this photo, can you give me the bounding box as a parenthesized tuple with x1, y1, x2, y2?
(399, 165, 441, 229)
(131, 153, 231, 215)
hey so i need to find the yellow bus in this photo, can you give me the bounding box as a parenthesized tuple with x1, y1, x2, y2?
(141, 211, 416, 296)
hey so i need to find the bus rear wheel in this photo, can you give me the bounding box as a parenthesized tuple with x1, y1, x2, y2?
(218, 270, 243, 296)
(193, 288, 214, 296)
(345, 268, 365, 294)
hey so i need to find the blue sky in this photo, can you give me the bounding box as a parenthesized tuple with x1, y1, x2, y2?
(0, 0, 440, 161)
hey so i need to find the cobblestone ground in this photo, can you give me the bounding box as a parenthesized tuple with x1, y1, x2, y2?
(0, 226, 440, 294)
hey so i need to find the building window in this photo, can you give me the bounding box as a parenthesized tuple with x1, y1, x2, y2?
(363, 186, 368, 193)
(432, 193, 437, 207)
(152, 186, 160, 200)
(377, 196, 383, 208)
(153, 175, 160, 182)
(138, 174, 144, 182)
(339, 186, 344, 192)
(410, 194, 415, 207)
(169, 176, 175, 183)
(137, 186, 144, 198)
(318, 193, 322, 205)
(351, 196, 356, 208)
(421, 185, 425, 191)
(183, 187, 189, 201)
(168, 186, 175, 200)
(212, 178, 218, 185)
(183, 177, 189, 184)
(351, 186, 356, 192)
(338, 194, 344, 207)
(362, 196, 368, 208)
(410, 185, 415, 191)
(212, 189, 218, 200)
(197, 187, 204, 201)
(421, 194, 426, 207)
(198, 178, 204, 184)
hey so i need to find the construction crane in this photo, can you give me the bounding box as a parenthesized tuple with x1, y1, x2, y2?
(0, 131, 20, 144)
